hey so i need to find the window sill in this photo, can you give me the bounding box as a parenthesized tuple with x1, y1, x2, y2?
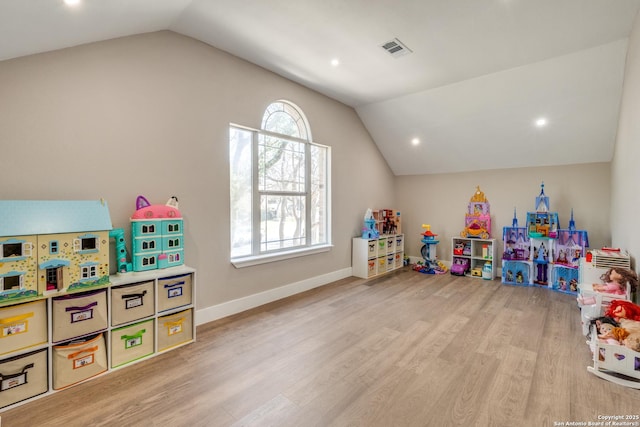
(231, 244, 333, 268)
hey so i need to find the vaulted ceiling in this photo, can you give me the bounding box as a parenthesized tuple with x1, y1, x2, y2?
(2, 0, 639, 175)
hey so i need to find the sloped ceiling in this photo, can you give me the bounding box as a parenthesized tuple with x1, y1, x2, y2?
(2, 0, 639, 175)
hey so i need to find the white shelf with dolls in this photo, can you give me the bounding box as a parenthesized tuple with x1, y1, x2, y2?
(577, 250, 632, 335)
(577, 250, 640, 388)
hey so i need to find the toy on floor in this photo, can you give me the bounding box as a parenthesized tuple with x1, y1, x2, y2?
(413, 224, 447, 274)
(501, 182, 588, 293)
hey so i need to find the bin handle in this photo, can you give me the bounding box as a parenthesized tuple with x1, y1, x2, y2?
(121, 329, 146, 340)
(163, 281, 185, 289)
(0, 363, 34, 381)
(0, 312, 34, 325)
(163, 318, 185, 328)
(65, 302, 98, 312)
(67, 346, 98, 359)
(121, 290, 147, 299)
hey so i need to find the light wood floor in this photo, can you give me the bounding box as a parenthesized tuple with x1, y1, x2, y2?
(3, 268, 640, 426)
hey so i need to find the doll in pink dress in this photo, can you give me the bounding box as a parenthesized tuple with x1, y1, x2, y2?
(578, 267, 638, 306)
(592, 267, 638, 295)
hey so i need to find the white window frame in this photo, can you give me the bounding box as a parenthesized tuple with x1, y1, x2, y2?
(1, 272, 24, 291)
(230, 101, 331, 268)
(80, 264, 98, 281)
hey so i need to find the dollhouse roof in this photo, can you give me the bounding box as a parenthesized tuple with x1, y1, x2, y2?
(0, 200, 113, 237)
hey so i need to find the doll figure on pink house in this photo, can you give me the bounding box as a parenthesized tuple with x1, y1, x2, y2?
(460, 186, 491, 239)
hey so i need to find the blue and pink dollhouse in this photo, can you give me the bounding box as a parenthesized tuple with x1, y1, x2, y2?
(501, 183, 588, 294)
(130, 196, 184, 271)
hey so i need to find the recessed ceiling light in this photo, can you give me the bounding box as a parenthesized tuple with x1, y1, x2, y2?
(411, 138, 420, 146)
(330, 58, 340, 67)
(535, 117, 548, 127)
(64, 0, 81, 6)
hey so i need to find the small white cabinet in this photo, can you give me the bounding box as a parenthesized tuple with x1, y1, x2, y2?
(451, 237, 497, 279)
(352, 234, 404, 279)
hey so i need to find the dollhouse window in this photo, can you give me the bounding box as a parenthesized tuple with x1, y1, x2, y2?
(142, 224, 156, 234)
(50, 240, 59, 254)
(142, 241, 156, 250)
(1, 273, 22, 291)
(2, 242, 22, 258)
(0, 240, 31, 260)
(168, 223, 180, 232)
(168, 238, 179, 248)
(230, 100, 331, 266)
(80, 264, 97, 280)
(142, 256, 156, 266)
(74, 235, 99, 253)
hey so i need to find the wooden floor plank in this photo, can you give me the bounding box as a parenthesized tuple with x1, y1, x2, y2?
(3, 269, 640, 427)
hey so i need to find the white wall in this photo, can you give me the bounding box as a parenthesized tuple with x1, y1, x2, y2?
(0, 31, 396, 321)
(396, 163, 611, 264)
(611, 10, 640, 270)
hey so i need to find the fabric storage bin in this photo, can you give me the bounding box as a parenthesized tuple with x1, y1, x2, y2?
(52, 288, 108, 343)
(157, 309, 193, 352)
(111, 281, 155, 326)
(0, 348, 48, 409)
(157, 274, 192, 312)
(111, 319, 154, 368)
(52, 333, 107, 390)
(0, 299, 47, 356)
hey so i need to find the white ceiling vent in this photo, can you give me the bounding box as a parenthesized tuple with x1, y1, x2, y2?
(380, 38, 413, 58)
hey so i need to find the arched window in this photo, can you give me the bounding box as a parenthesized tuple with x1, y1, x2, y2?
(230, 100, 330, 266)
(261, 101, 310, 140)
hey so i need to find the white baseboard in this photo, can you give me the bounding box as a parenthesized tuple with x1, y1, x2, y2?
(195, 267, 353, 326)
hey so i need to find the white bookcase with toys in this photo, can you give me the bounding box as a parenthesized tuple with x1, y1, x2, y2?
(451, 237, 497, 279)
(0, 199, 195, 412)
(352, 208, 404, 279)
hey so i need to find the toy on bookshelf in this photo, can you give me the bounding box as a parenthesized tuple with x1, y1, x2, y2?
(0, 200, 112, 301)
(460, 186, 491, 239)
(361, 209, 380, 239)
(130, 195, 185, 272)
(413, 224, 447, 274)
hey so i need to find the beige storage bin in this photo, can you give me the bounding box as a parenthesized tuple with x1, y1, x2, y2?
(111, 319, 154, 368)
(111, 281, 155, 326)
(52, 288, 108, 343)
(0, 299, 47, 356)
(52, 333, 107, 390)
(157, 274, 192, 312)
(0, 348, 48, 409)
(157, 309, 193, 352)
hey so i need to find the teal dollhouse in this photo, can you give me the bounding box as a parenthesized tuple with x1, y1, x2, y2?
(0, 200, 112, 301)
(130, 196, 184, 271)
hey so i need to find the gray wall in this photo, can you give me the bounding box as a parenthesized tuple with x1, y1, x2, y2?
(2, 23, 638, 319)
(396, 163, 611, 264)
(0, 31, 395, 317)
(612, 10, 640, 269)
